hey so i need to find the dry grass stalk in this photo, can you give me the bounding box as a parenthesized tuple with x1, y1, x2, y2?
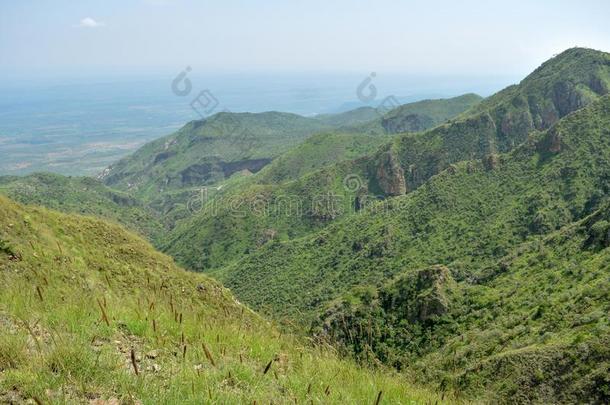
(97, 298, 110, 326)
(202, 342, 216, 367)
(263, 359, 273, 375)
(36, 286, 44, 302)
(130, 348, 139, 375)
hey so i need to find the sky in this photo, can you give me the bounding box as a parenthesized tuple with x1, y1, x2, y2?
(1, 0, 610, 80)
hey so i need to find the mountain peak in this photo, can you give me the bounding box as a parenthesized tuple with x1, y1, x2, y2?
(522, 47, 610, 90)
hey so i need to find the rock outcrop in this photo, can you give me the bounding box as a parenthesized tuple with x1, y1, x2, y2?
(375, 151, 407, 196)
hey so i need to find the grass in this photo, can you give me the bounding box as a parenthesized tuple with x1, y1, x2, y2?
(0, 173, 164, 244)
(0, 195, 447, 404)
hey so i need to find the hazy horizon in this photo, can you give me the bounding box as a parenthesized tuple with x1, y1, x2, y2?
(2, 0, 610, 80)
(2, 0, 610, 177)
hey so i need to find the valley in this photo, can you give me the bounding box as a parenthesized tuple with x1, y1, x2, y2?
(1, 47, 610, 404)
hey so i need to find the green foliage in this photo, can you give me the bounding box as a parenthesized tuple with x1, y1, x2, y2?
(256, 132, 392, 184)
(3, 47, 610, 404)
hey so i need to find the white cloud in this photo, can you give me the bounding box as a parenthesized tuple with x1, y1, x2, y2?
(76, 17, 105, 28)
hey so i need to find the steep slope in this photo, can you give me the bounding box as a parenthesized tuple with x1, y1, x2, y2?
(222, 94, 610, 319)
(314, 205, 610, 403)
(368, 47, 610, 195)
(0, 195, 444, 404)
(250, 95, 481, 186)
(0, 173, 164, 243)
(160, 48, 610, 273)
(217, 92, 610, 403)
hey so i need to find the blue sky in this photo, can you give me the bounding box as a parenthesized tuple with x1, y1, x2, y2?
(1, 0, 610, 79)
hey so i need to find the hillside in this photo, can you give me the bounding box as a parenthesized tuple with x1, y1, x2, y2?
(222, 93, 610, 317)
(219, 94, 610, 401)
(314, 205, 610, 403)
(350, 93, 483, 135)
(160, 48, 610, 274)
(313, 106, 380, 127)
(0, 195, 445, 404)
(0, 173, 165, 243)
(99, 93, 482, 203)
(99, 111, 332, 201)
(255, 132, 392, 184)
(349, 48, 610, 199)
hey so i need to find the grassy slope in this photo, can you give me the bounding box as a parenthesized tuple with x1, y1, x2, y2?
(312, 107, 380, 128)
(255, 132, 392, 184)
(0, 195, 445, 404)
(0, 173, 165, 243)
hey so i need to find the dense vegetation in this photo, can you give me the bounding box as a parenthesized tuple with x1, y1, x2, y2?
(221, 93, 610, 402)
(0, 196, 445, 403)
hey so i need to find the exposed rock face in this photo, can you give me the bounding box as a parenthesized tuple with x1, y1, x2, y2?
(411, 265, 453, 322)
(500, 108, 534, 139)
(381, 265, 454, 323)
(381, 113, 434, 134)
(180, 162, 219, 186)
(179, 158, 271, 186)
(220, 158, 271, 177)
(109, 193, 138, 207)
(375, 151, 407, 196)
(553, 80, 590, 117)
(537, 127, 563, 155)
(153, 151, 176, 164)
(483, 154, 500, 171)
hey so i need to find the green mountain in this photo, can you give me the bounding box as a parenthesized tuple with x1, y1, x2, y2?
(0, 195, 444, 404)
(2, 47, 610, 404)
(160, 48, 610, 274)
(0, 173, 164, 243)
(99, 111, 332, 201)
(357, 47, 610, 197)
(100, 94, 483, 203)
(220, 93, 610, 402)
